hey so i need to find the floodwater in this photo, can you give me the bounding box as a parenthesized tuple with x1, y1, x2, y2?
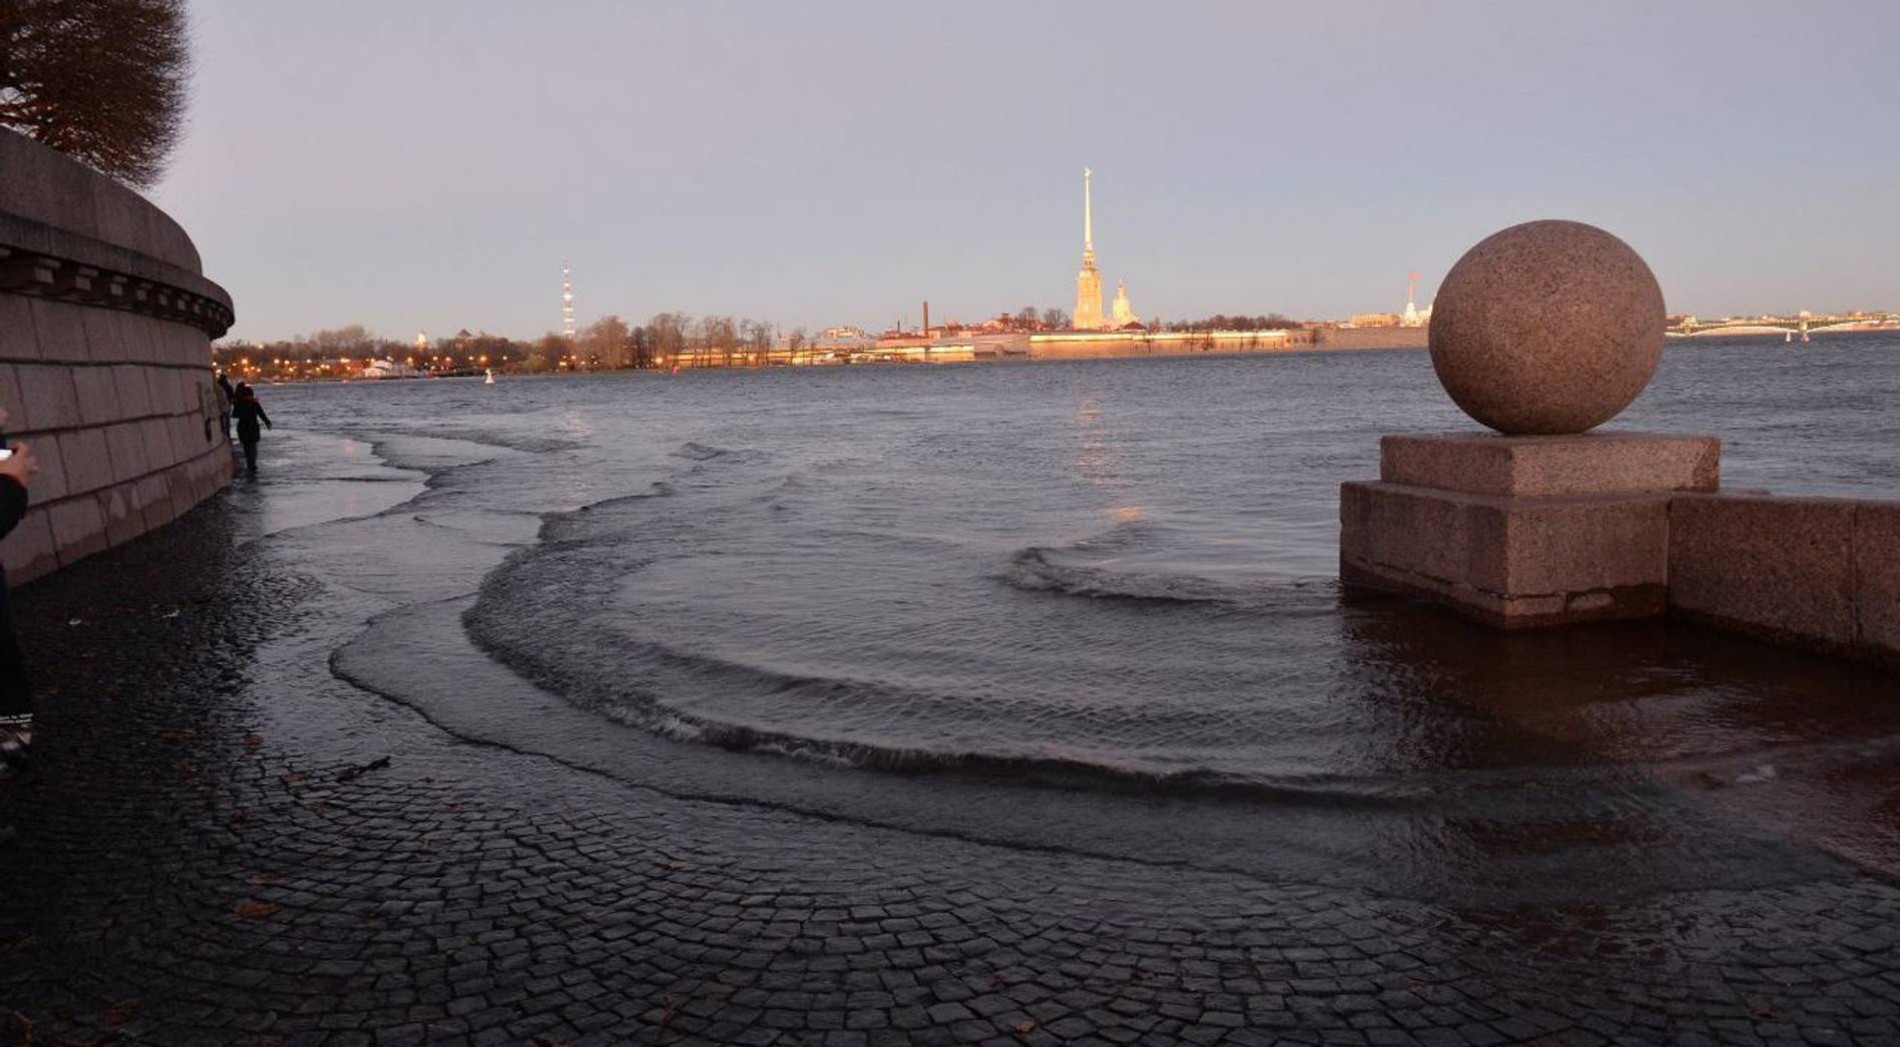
(255, 335, 1900, 901)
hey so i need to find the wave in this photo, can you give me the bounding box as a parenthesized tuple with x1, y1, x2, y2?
(671, 440, 763, 464)
(1003, 546, 1334, 612)
(544, 645, 1445, 806)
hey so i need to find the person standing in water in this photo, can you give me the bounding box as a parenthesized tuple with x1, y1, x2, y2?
(231, 382, 273, 475)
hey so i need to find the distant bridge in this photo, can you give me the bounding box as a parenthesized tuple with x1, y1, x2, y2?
(1667, 315, 1898, 338)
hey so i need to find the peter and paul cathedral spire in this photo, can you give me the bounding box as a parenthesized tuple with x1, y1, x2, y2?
(1074, 167, 1104, 331)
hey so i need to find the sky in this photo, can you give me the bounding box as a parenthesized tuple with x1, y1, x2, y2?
(153, 1, 1900, 343)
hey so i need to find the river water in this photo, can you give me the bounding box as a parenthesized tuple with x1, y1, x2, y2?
(260, 335, 1900, 898)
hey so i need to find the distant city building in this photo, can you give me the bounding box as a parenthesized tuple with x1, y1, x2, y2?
(821, 325, 869, 340)
(360, 358, 422, 380)
(1349, 313, 1402, 328)
(415, 330, 429, 349)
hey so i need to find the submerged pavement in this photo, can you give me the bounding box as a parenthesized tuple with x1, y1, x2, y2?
(3, 434, 1900, 1047)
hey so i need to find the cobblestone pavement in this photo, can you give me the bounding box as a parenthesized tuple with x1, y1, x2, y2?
(5, 489, 1900, 1046)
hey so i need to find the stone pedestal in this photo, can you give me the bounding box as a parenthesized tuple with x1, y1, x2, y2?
(1340, 432, 1719, 629)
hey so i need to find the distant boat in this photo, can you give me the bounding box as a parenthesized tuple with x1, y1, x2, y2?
(484, 369, 496, 384)
(1785, 331, 1793, 343)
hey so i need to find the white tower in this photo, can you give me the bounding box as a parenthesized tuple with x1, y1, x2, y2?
(1401, 271, 1422, 327)
(561, 260, 577, 338)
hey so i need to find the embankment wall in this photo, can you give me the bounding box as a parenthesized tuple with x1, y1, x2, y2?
(0, 129, 235, 585)
(1312, 326, 1429, 351)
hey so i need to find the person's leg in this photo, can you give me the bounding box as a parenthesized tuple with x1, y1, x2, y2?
(0, 577, 31, 771)
(242, 439, 258, 473)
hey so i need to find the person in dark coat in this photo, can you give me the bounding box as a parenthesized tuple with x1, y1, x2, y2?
(231, 382, 273, 475)
(0, 408, 42, 772)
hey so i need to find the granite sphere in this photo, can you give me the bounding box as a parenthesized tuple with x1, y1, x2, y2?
(1429, 220, 1665, 435)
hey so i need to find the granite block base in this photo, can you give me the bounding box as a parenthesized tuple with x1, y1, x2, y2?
(1340, 432, 1720, 630)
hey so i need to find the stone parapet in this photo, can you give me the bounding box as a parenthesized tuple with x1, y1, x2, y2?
(2, 129, 234, 586)
(1343, 439, 1900, 667)
(1669, 494, 1900, 665)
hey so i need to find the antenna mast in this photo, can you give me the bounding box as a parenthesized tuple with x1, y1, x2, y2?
(561, 259, 577, 338)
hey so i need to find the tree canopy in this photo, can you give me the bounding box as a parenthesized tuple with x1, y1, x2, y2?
(0, 0, 190, 189)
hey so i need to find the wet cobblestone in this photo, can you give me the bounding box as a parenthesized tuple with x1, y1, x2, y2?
(3, 502, 1900, 1045)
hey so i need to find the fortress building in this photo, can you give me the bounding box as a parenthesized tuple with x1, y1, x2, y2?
(1071, 168, 1141, 331)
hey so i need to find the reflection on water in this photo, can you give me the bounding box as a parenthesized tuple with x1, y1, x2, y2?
(260, 335, 1900, 889)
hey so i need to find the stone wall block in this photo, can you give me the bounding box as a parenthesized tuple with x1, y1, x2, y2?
(15, 363, 80, 432)
(113, 365, 156, 419)
(180, 370, 208, 418)
(71, 365, 121, 426)
(145, 366, 180, 414)
(47, 496, 107, 564)
(1381, 432, 1720, 497)
(178, 370, 205, 414)
(25, 432, 72, 502)
(58, 426, 113, 496)
(99, 486, 142, 547)
(81, 306, 128, 364)
(170, 414, 205, 460)
(29, 298, 90, 362)
(0, 130, 102, 239)
(1854, 502, 1900, 659)
(1341, 481, 1486, 591)
(0, 295, 38, 360)
(115, 312, 157, 365)
(180, 327, 210, 367)
(172, 326, 200, 368)
(1668, 494, 1858, 648)
(1501, 495, 1671, 596)
(0, 363, 23, 426)
(139, 416, 176, 470)
(162, 463, 193, 522)
(0, 507, 57, 583)
(92, 182, 157, 260)
(104, 421, 150, 483)
(133, 473, 175, 531)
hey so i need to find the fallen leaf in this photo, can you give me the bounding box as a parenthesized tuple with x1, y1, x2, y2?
(233, 900, 277, 921)
(242, 734, 262, 748)
(158, 730, 192, 744)
(1015, 1020, 1036, 1034)
(280, 772, 305, 785)
(245, 873, 274, 887)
